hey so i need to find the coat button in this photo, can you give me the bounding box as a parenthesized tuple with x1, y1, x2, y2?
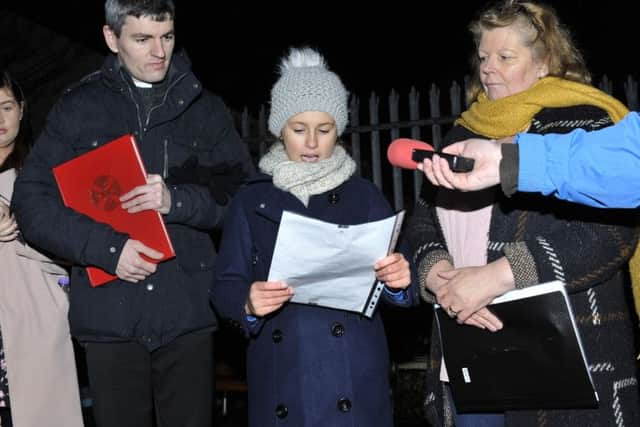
(146, 283, 154, 291)
(331, 322, 345, 337)
(328, 193, 340, 204)
(337, 397, 352, 412)
(275, 404, 288, 418)
(272, 329, 283, 343)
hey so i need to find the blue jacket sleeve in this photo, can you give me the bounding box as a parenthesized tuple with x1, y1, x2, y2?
(517, 112, 640, 208)
(210, 195, 262, 336)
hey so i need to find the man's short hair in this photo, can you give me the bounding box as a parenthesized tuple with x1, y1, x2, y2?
(105, 0, 175, 36)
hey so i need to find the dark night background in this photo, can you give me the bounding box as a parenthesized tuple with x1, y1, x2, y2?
(3, 1, 639, 112)
(2, 2, 639, 425)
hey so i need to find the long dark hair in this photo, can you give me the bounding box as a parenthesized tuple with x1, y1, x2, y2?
(0, 69, 32, 172)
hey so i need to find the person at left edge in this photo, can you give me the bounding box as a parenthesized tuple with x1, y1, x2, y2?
(12, 1, 254, 427)
(0, 69, 83, 427)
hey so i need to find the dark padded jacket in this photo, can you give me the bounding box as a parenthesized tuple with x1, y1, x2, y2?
(13, 51, 254, 351)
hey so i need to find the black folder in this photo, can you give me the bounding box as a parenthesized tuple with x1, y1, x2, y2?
(435, 281, 598, 412)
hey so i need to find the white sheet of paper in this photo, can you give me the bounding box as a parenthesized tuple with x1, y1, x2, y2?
(268, 210, 403, 314)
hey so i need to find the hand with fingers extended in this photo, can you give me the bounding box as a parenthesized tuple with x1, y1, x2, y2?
(0, 201, 19, 242)
(115, 239, 164, 283)
(120, 174, 171, 214)
(245, 280, 294, 317)
(425, 259, 455, 299)
(375, 252, 411, 290)
(460, 307, 504, 332)
(424, 260, 496, 329)
(436, 258, 514, 325)
(419, 138, 507, 191)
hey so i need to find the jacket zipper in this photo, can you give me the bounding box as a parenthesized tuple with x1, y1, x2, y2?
(144, 71, 188, 128)
(163, 139, 169, 179)
(120, 69, 189, 179)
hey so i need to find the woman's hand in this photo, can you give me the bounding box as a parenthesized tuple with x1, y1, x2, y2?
(375, 253, 411, 289)
(461, 307, 503, 332)
(245, 281, 293, 317)
(425, 259, 454, 298)
(418, 138, 505, 191)
(436, 257, 514, 322)
(0, 202, 19, 242)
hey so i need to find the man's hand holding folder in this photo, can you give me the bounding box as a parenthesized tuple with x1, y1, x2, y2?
(115, 239, 164, 283)
(114, 172, 173, 282)
(120, 173, 172, 215)
(53, 135, 175, 286)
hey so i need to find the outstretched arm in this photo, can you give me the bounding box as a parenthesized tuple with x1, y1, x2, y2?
(420, 112, 640, 208)
(517, 112, 640, 208)
(418, 138, 505, 192)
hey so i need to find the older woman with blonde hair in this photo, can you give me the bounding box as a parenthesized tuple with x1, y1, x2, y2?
(406, 1, 640, 426)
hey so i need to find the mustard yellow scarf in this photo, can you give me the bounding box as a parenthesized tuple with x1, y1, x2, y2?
(457, 76, 640, 320)
(455, 76, 628, 139)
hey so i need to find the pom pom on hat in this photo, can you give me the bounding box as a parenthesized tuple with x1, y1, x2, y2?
(268, 47, 348, 137)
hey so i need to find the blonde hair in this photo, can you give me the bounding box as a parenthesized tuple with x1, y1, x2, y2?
(466, 0, 590, 104)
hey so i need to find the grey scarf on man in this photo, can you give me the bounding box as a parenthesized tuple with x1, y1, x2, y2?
(258, 143, 356, 207)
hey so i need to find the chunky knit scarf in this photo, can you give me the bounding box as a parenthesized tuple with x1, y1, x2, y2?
(456, 76, 629, 139)
(440, 77, 638, 301)
(455, 75, 640, 349)
(258, 143, 356, 207)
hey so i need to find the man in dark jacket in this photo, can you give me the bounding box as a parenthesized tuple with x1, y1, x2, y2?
(12, 1, 253, 426)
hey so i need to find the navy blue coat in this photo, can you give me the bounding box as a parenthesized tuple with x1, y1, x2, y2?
(13, 51, 253, 350)
(212, 173, 417, 427)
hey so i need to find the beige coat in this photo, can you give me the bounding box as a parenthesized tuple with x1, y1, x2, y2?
(0, 169, 83, 427)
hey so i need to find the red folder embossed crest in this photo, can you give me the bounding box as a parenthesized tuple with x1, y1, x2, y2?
(53, 134, 175, 286)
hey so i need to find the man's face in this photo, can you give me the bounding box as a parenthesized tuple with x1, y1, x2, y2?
(103, 15, 175, 83)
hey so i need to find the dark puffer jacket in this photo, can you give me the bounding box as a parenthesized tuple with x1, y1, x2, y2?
(13, 51, 254, 351)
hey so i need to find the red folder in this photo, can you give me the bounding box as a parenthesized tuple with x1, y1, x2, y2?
(53, 134, 175, 286)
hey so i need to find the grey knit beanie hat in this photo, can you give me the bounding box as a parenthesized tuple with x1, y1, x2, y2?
(268, 47, 348, 137)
